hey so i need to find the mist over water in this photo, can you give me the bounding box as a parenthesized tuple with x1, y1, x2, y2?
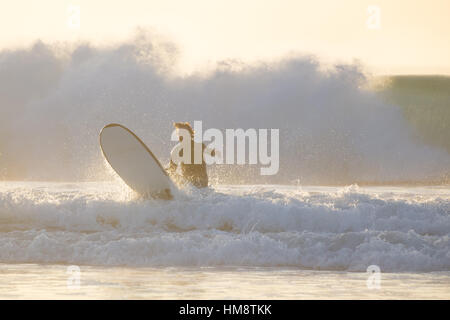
(0, 32, 449, 184)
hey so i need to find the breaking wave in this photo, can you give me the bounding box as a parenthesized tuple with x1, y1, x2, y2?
(0, 182, 448, 272)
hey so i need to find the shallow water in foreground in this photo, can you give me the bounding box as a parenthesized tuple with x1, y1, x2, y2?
(1, 264, 449, 299)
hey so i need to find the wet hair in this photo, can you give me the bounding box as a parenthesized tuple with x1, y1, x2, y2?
(173, 122, 194, 136)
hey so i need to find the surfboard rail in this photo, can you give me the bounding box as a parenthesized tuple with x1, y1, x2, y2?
(99, 123, 173, 200)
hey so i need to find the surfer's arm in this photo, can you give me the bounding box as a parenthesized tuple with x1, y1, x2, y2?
(207, 148, 221, 158)
(167, 159, 177, 172)
(203, 144, 219, 158)
(167, 145, 182, 172)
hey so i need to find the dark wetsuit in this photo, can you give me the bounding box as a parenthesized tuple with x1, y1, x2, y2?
(168, 139, 213, 188)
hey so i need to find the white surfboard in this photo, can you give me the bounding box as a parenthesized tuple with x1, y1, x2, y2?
(100, 123, 174, 199)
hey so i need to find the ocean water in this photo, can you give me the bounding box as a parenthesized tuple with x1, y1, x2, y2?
(0, 182, 448, 299)
(1, 264, 449, 299)
(1, 36, 449, 299)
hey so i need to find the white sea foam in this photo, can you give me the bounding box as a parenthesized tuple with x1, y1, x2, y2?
(0, 182, 448, 271)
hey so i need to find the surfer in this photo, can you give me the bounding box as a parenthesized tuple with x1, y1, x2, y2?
(167, 122, 214, 188)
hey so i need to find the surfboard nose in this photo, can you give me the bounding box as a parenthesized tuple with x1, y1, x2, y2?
(100, 123, 175, 200)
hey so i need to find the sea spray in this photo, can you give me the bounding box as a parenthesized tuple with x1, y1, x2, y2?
(0, 32, 449, 184)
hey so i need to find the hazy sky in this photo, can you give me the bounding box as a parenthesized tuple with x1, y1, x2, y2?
(1, 0, 449, 74)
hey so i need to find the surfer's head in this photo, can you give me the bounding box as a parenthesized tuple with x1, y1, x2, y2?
(173, 122, 194, 141)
